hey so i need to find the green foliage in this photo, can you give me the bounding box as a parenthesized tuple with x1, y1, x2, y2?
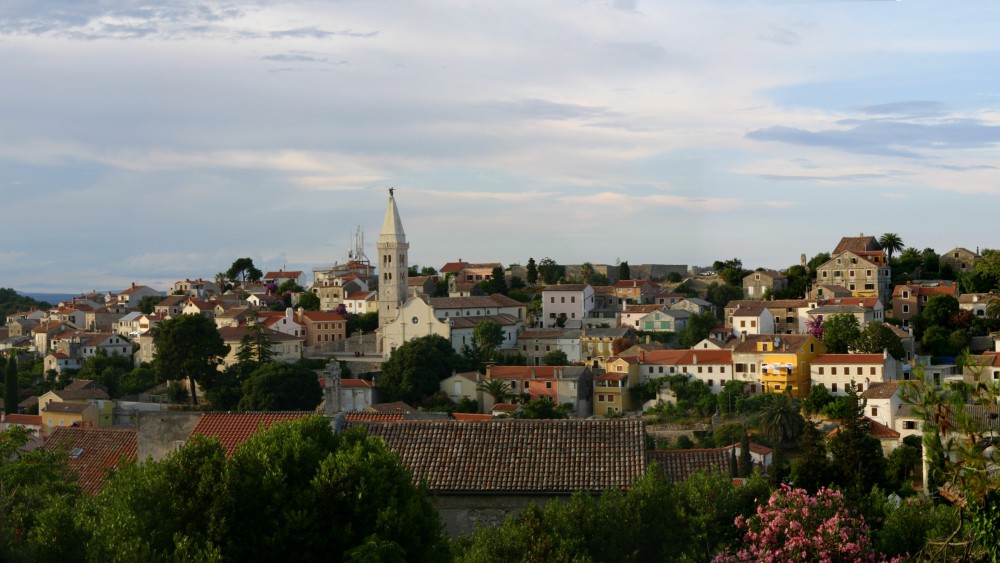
(821, 395, 851, 419)
(790, 421, 833, 492)
(380, 335, 462, 405)
(226, 257, 263, 284)
(756, 393, 803, 447)
(827, 382, 886, 495)
(716, 380, 746, 415)
(774, 264, 809, 299)
(806, 252, 830, 279)
(705, 282, 743, 312)
(296, 291, 320, 311)
(525, 257, 538, 285)
(76, 350, 133, 398)
(666, 272, 683, 283)
(477, 379, 511, 405)
(138, 294, 165, 314)
(455, 469, 685, 562)
(713, 258, 746, 287)
(738, 431, 752, 477)
(76, 417, 448, 562)
(869, 492, 960, 559)
(971, 248, 1000, 291)
(878, 233, 905, 262)
(913, 293, 960, 340)
(674, 435, 695, 449)
(4, 355, 17, 415)
(618, 260, 630, 281)
(487, 266, 508, 295)
(537, 257, 565, 285)
(802, 382, 833, 415)
(154, 314, 229, 405)
(673, 470, 771, 560)
(822, 313, 861, 353)
(238, 362, 322, 411)
(677, 312, 720, 347)
(713, 422, 746, 447)
(541, 349, 568, 366)
(854, 321, 905, 360)
(0, 288, 52, 327)
(472, 320, 504, 351)
(515, 398, 571, 419)
(346, 312, 379, 337)
(884, 443, 920, 491)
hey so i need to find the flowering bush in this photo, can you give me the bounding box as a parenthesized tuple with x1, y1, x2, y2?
(714, 485, 900, 562)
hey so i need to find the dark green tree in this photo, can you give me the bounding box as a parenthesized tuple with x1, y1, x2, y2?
(738, 430, 752, 477)
(238, 362, 322, 411)
(515, 398, 571, 419)
(790, 421, 833, 492)
(346, 311, 379, 337)
(477, 379, 511, 405)
(757, 393, 804, 447)
(489, 266, 508, 295)
(137, 294, 164, 314)
(828, 381, 886, 494)
(380, 334, 462, 405)
(913, 293, 960, 340)
(154, 314, 229, 405)
(822, 313, 861, 353)
(854, 321, 905, 360)
(525, 257, 538, 285)
(538, 257, 565, 285)
(542, 349, 569, 366)
(297, 291, 320, 311)
(76, 350, 133, 398)
(878, 233, 905, 263)
(802, 383, 833, 415)
(678, 312, 720, 347)
(807, 252, 831, 279)
(277, 279, 304, 294)
(4, 355, 16, 415)
(235, 312, 275, 368)
(618, 260, 631, 281)
(704, 282, 743, 313)
(0, 288, 52, 327)
(472, 320, 504, 351)
(226, 257, 263, 285)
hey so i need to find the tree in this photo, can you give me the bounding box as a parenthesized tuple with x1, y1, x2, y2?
(215, 271, 233, 293)
(618, 260, 631, 281)
(612, 336, 635, 356)
(525, 257, 538, 285)
(790, 421, 833, 492)
(277, 279, 303, 294)
(477, 378, 511, 405)
(828, 380, 886, 494)
(542, 349, 568, 366)
(77, 350, 133, 398)
(379, 335, 462, 405)
(226, 257, 263, 285)
(705, 282, 743, 313)
(821, 313, 861, 353)
(580, 262, 595, 284)
(775, 264, 809, 299)
(154, 314, 229, 405)
(677, 312, 719, 348)
(802, 383, 833, 415)
(878, 233, 905, 263)
(137, 294, 164, 314)
(757, 393, 803, 447)
(515, 398, 571, 419)
(537, 257, 564, 285)
(4, 355, 16, 415)
(854, 321, 905, 360)
(488, 266, 508, 295)
(806, 252, 831, 279)
(297, 292, 320, 311)
(238, 362, 322, 411)
(738, 430, 752, 477)
(235, 312, 275, 369)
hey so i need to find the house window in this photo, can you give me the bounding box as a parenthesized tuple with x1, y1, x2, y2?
(902, 305, 909, 314)
(750, 320, 756, 328)
(902, 291, 910, 299)
(546, 382, 552, 389)
(810, 343, 814, 353)
(903, 421, 916, 430)
(818, 367, 824, 375)
(708, 379, 714, 387)
(866, 269, 872, 277)
(524, 382, 530, 389)
(857, 367, 863, 375)
(832, 383, 838, 392)
(871, 407, 878, 417)
(832, 367, 837, 375)
(571, 296, 576, 303)
(871, 367, 876, 375)
(561, 297, 565, 303)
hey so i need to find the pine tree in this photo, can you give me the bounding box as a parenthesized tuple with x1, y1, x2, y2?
(828, 380, 886, 494)
(738, 430, 753, 477)
(526, 258, 538, 285)
(4, 354, 17, 415)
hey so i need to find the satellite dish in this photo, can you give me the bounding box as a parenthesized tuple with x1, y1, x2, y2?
(774, 336, 782, 348)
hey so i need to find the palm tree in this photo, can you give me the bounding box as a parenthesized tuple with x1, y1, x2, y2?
(986, 293, 1000, 326)
(878, 233, 904, 263)
(758, 393, 804, 446)
(477, 379, 511, 406)
(580, 262, 595, 285)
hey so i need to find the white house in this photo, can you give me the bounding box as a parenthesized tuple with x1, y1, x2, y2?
(809, 351, 902, 396)
(541, 284, 595, 328)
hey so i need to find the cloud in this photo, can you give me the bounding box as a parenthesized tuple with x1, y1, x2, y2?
(855, 100, 946, 117)
(611, 0, 639, 12)
(756, 172, 909, 182)
(758, 27, 801, 47)
(482, 99, 611, 121)
(267, 27, 377, 39)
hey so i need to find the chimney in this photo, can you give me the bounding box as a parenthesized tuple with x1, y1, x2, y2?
(692, 353, 698, 365)
(639, 350, 646, 363)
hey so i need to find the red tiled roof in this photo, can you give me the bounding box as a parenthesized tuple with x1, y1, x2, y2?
(341, 379, 373, 389)
(42, 427, 137, 494)
(344, 412, 405, 422)
(452, 413, 494, 421)
(647, 448, 731, 483)
(368, 401, 416, 413)
(826, 417, 901, 440)
(352, 418, 646, 493)
(491, 403, 521, 413)
(189, 412, 313, 457)
(812, 354, 885, 365)
(264, 271, 303, 279)
(298, 311, 346, 322)
(861, 381, 901, 399)
(440, 261, 469, 274)
(2, 414, 42, 425)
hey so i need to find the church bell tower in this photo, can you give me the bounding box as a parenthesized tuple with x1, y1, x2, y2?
(377, 189, 409, 329)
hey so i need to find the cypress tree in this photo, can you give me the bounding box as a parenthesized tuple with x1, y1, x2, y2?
(4, 355, 18, 415)
(729, 443, 739, 477)
(738, 430, 753, 477)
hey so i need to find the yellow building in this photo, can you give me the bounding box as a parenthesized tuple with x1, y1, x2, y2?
(755, 334, 825, 399)
(38, 384, 113, 430)
(597, 356, 640, 414)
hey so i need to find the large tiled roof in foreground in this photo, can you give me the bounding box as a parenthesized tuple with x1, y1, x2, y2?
(43, 427, 137, 494)
(190, 412, 313, 457)
(647, 448, 731, 483)
(354, 418, 646, 494)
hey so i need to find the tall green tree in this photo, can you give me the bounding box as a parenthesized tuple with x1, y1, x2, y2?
(790, 421, 833, 492)
(822, 313, 862, 353)
(828, 380, 886, 495)
(806, 252, 831, 279)
(235, 312, 275, 368)
(757, 393, 803, 447)
(226, 257, 263, 285)
(238, 362, 322, 411)
(878, 233, 905, 263)
(4, 355, 16, 415)
(580, 262, 595, 284)
(705, 282, 743, 313)
(154, 314, 229, 405)
(538, 257, 565, 285)
(525, 257, 538, 285)
(854, 321, 905, 360)
(297, 291, 320, 311)
(380, 334, 462, 405)
(738, 430, 752, 477)
(618, 260, 631, 281)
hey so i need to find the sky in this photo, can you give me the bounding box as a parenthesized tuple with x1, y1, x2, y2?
(3, 0, 1000, 293)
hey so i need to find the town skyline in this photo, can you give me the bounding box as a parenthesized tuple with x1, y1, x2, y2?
(4, 1, 1000, 292)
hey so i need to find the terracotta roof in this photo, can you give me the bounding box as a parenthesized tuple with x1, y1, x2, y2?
(217, 326, 301, 343)
(959, 293, 1000, 304)
(833, 235, 880, 254)
(65, 379, 106, 391)
(449, 314, 520, 329)
(408, 276, 436, 286)
(827, 417, 900, 440)
(451, 413, 494, 421)
(344, 412, 406, 422)
(353, 418, 646, 494)
(368, 401, 416, 413)
(189, 412, 313, 457)
(518, 329, 566, 340)
(341, 379, 373, 389)
(264, 271, 303, 279)
(428, 295, 517, 310)
(726, 299, 809, 309)
(43, 427, 137, 494)
(862, 381, 901, 400)
(298, 311, 346, 322)
(487, 293, 525, 308)
(812, 354, 885, 365)
(623, 304, 666, 314)
(489, 366, 575, 380)
(647, 448, 730, 483)
(345, 291, 377, 301)
(2, 414, 43, 425)
(730, 303, 770, 317)
(491, 403, 521, 413)
(727, 334, 816, 354)
(440, 261, 469, 274)
(542, 284, 589, 292)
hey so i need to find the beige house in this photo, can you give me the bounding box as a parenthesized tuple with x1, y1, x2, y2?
(296, 310, 348, 347)
(39, 383, 113, 430)
(440, 371, 483, 408)
(940, 247, 980, 275)
(810, 352, 903, 396)
(217, 326, 304, 368)
(743, 270, 787, 299)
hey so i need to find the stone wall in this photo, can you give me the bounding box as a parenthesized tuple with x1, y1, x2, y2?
(432, 494, 569, 537)
(136, 410, 202, 462)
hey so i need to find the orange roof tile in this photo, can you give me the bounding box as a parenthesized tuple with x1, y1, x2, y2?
(189, 412, 313, 457)
(42, 427, 137, 494)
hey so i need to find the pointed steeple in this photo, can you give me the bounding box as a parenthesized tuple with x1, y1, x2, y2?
(379, 188, 406, 243)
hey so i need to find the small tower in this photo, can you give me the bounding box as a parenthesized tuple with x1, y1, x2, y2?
(377, 189, 409, 329)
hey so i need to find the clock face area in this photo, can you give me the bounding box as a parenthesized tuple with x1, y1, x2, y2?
(412, 316, 419, 324)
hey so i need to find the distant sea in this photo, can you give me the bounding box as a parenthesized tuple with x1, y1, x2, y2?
(18, 291, 89, 305)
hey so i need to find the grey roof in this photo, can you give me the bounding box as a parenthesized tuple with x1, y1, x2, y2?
(379, 192, 406, 243)
(352, 418, 646, 494)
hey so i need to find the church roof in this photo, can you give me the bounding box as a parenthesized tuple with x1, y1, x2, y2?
(379, 192, 406, 243)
